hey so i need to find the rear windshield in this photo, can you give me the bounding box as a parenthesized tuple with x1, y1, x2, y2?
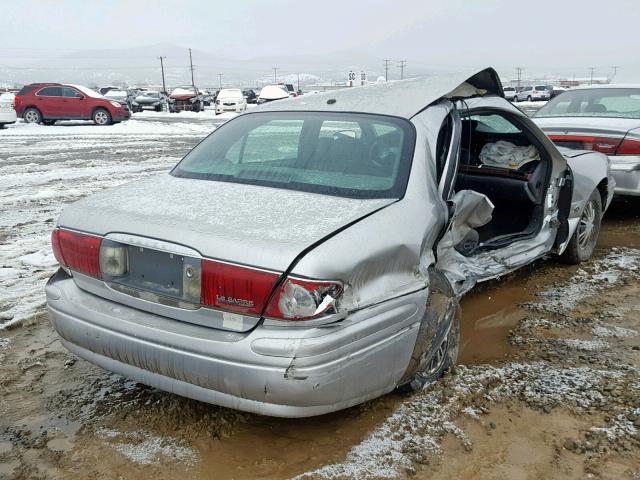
(534, 85, 548, 90)
(172, 111, 415, 199)
(535, 88, 640, 119)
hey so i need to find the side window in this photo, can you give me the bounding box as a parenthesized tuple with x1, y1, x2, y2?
(62, 87, 81, 98)
(237, 120, 304, 163)
(37, 87, 62, 97)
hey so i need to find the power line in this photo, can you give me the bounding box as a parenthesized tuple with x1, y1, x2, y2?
(383, 59, 391, 82)
(398, 60, 407, 80)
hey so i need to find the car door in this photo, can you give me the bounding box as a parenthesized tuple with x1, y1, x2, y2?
(61, 87, 85, 118)
(35, 86, 63, 118)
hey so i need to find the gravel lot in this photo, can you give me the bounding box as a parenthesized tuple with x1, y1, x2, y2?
(1, 111, 639, 480)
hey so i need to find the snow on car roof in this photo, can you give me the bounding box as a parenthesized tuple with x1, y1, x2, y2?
(256, 67, 503, 119)
(68, 84, 104, 98)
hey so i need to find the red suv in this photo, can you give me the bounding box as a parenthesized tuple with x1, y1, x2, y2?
(14, 83, 130, 126)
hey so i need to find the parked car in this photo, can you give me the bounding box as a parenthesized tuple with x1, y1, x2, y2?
(243, 89, 257, 104)
(503, 86, 517, 101)
(550, 86, 567, 99)
(99, 86, 120, 95)
(45, 68, 613, 418)
(533, 85, 640, 196)
(14, 83, 130, 125)
(169, 86, 202, 112)
(514, 85, 551, 102)
(103, 90, 138, 112)
(134, 90, 167, 112)
(215, 89, 247, 114)
(0, 92, 17, 128)
(257, 84, 289, 104)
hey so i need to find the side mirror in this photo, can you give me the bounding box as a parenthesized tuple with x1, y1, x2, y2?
(77, 95, 85, 100)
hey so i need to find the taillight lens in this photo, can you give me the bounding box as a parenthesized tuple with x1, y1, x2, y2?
(201, 259, 279, 316)
(548, 135, 622, 155)
(51, 229, 102, 278)
(264, 278, 343, 321)
(616, 138, 640, 155)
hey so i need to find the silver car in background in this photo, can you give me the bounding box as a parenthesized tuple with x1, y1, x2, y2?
(534, 85, 640, 195)
(45, 68, 613, 417)
(515, 85, 551, 102)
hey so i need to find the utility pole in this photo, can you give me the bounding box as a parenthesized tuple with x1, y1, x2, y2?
(398, 60, 407, 80)
(297, 73, 300, 92)
(383, 59, 391, 82)
(611, 65, 619, 79)
(516, 67, 523, 87)
(589, 67, 595, 85)
(188, 48, 195, 87)
(272, 67, 279, 83)
(218, 73, 223, 89)
(158, 56, 167, 94)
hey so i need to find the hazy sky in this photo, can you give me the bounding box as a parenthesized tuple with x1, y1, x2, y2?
(1, 0, 639, 80)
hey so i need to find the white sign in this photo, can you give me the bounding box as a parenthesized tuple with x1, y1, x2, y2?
(347, 70, 356, 87)
(360, 71, 367, 85)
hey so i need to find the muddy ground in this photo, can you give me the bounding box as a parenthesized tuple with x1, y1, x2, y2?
(1, 117, 640, 479)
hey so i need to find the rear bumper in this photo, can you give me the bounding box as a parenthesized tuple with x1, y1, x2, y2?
(609, 155, 640, 196)
(46, 270, 423, 417)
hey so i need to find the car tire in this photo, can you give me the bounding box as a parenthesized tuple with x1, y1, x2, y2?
(93, 108, 112, 126)
(527, 95, 533, 102)
(192, 103, 201, 113)
(23, 108, 42, 124)
(560, 189, 602, 264)
(155, 104, 162, 112)
(396, 269, 460, 393)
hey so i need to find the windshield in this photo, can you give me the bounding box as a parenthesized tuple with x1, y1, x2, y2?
(535, 88, 640, 119)
(172, 112, 415, 199)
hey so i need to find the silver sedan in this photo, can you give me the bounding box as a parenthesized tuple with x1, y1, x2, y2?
(533, 85, 640, 196)
(45, 68, 614, 417)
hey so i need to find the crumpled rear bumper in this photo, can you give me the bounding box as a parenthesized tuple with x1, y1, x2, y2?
(45, 269, 424, 417)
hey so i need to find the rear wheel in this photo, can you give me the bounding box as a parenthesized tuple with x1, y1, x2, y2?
(396, 270, 460, 393)
(24, 108, 42, 124)
(561, 189, 602, 264)
(527, 95, 533, 102)
(93, 108, 112, 126)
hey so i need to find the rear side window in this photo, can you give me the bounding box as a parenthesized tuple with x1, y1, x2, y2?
(17, 85, 37, 95)
(37, 87, 62, 97)
(173, 111, 415, 199)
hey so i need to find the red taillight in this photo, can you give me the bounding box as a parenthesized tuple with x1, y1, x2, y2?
(616, 138, 640, 155)
(548, 135, 622, 155)
(51, 229, 102, 278)
(200, 259, 279, 316)
(264, 277, 343, 321)
(14, 95, 21, 109)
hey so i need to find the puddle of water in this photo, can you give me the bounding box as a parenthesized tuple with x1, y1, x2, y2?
(458, 281, 532, 364)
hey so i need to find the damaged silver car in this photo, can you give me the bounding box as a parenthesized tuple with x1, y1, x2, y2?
(45, 68, 614, 417)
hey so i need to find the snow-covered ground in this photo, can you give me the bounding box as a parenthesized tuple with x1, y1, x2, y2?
(0, 113, 231, 329)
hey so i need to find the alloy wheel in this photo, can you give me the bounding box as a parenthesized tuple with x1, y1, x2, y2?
(577, 200, 597, 250)
(94, 111, 108, 125)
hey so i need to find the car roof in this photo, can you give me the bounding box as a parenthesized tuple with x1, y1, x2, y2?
(255, 67, 503, 119)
